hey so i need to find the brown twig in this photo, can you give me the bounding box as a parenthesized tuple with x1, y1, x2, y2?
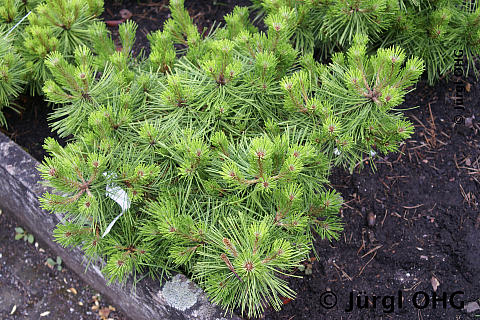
(332, 262, 353, 281)
(357, 251, 377, 277)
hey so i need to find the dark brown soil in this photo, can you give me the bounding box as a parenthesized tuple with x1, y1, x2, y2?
(0, 210, 128, 320)
(0, 96, 68, 161)
(2, 1, 479, 320)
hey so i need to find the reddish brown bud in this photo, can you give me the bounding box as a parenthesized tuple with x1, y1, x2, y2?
(223, 238, 238, 257)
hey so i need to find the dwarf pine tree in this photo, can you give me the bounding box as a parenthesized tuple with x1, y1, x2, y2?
(0, 0, 40, 29)
(0, 0, 41, 126)
(38, 1, 424, 317)
(253, 0, 480, 84)
(281, 34, 424, 169)
(0, 0, 106, 129)
(21, 0, 103, 93)
(251, 0, 397, 54)
(383, 0, 480, 83)
(0, 31, 26, 127)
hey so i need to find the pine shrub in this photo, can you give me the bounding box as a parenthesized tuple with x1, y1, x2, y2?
(0, 0, 103, 127)
(0, 32, 26, 126)
(252, 0, 480, 84)
(38, 0, 424, 317)
(21, 0, 103, 93)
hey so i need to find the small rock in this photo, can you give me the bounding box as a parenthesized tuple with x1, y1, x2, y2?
(119, 9, 132, 20)
(367, 212, 376, 227)
(466, 82, 471, 92)
(465, 116, 474, 129)
(464, 301, 480, 313)
(431, 276, 440, 292)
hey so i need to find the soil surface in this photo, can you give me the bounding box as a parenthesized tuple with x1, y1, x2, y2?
(264, 77, 480, 320)
(1, 1, 480, 320)
(0, 210, 128, 320)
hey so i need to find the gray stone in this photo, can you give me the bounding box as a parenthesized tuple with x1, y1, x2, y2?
(162, 274, 201, 311)
(464, 301, 480, 313)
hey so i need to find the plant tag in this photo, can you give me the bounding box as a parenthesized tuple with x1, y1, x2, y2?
(6, 11, 31, 37)
(102, 172, 131, 238)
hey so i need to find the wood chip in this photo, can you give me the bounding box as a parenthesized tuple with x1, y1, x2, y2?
(67, 287, 78, 295)
(367, 212, 376, 227)
(99, 307, 111, 317)
(431, 275, 440, 292)
(120, 9, 132, 20)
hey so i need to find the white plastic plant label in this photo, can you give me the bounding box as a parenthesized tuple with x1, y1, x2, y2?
(6, 11, 31, 37)
(101, 172, 131, 238)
